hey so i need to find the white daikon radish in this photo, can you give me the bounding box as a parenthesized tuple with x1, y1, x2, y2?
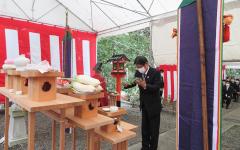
(75, 75, 100, 86)
(96, 85, 103, 92)
(2, 64, 16, 69)
(72, 82, 96, 93)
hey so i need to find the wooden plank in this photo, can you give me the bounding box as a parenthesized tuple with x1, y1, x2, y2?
(67, 112, 113, 130)
(68, 92, 104, 100)
(57, 86, 71, 94)
(20, 70, 63, 78)
(6, 70, 20, 76)
(87, 129, 100, 150)
(196, 0, 209, 149)
(98, 107, 127, 118)
(4, 98, 9, 150)
(120, 121, 138, 131)
(41, 110, 67, 123)
(95, 129, 136, 144)
(59, 109, 66, 150)
(51, 120, 56, 150)
(0, 87, 85, 112)
(28, 112, 36, 150)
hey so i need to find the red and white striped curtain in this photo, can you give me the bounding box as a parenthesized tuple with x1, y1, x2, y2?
(157, 65, 177, 102)
(0, 17, 97, 103)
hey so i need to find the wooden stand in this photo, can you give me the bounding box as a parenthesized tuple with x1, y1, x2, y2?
(95, 129, 136, 150)
(7, 70, 28, 94)
(98, 107, 127, 133)
(96, 106, 137, 150)
(21, 71, 63, 101)
(68, 92, 104, 118)
(0, 87, 85, 150)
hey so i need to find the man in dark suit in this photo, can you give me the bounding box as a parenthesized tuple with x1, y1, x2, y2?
(124, 56, 162, 150)
(224, 81, 234, 109)
(222, 80, 226, 108)
(159, 69, 164, 99)
(231, 78, 238, 102)
(236, 79, 240, 102)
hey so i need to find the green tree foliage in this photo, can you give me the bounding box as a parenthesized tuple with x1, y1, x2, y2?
(97, 28, 151, 104)
(226, 69, 240, 78)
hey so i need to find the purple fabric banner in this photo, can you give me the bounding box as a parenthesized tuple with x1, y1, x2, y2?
(178, 0, 222, 149)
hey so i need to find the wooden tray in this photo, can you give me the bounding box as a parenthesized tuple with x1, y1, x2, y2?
(21, 70, 63, 78)
(0, 87, 85, 112)
(68, 91, 104, 100)
(98, 107, 127, 118)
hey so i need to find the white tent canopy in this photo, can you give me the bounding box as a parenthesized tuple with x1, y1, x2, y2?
(0, 0, 182, 36)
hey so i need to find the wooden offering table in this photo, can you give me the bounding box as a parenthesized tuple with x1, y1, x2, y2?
(95, 128, 136, 150)
(49, 91, 114, 150)
(98, 107, 127, 133)
(0, 86, 85, 150)
(97, 107, 137, 150)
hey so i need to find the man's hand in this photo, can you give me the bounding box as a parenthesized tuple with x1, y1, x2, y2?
(123, 83, 129, 88)
(137, 80, 147, 89)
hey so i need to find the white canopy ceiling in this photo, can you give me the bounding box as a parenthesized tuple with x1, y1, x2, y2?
(0, 0, 182, 36)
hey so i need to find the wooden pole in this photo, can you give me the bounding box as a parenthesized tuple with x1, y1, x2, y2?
(196, 0, 209, 150)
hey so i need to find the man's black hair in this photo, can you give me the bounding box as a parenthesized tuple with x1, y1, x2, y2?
(159, 69, 164, 73)
(134, 56, 148, 65)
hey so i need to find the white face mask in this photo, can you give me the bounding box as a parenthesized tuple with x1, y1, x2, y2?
(236, 81, 239, 84)
(137, 67, 146, 74)
(226, 84, 230, 87)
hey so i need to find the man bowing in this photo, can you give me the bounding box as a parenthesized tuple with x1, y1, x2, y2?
(124, 56, 162, 150)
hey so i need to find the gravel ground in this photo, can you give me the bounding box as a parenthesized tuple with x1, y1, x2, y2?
(222, 125, 240, 150)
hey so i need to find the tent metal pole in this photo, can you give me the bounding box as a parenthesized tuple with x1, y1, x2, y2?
(31, 0, 36, 20)
(97, 0, 148, 17)
(11, 0, 31, 20)
(136, 0, 151, 17)
(35, 4, 61, 21)
(90, 0, 94, 29)
(196, 0, 209, 149)
(148, 0, 155, 12)
(55, 0, 96, 32)
(92, 1, 119, 27)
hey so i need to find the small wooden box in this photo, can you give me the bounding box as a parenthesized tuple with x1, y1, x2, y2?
(101, 123, 118, 133)
(1, 69, 15, 89)
(7, 70, 28, 94)
(68, 92, 104, 118)
(20, 70, 63, 102)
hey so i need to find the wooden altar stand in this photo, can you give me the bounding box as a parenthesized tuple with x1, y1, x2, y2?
(96, 107, 137, 150)
(0, 70, 85, 150)
(48, 90, 114, 150)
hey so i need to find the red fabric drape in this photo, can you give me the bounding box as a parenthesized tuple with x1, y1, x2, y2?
(223, 25, 230, 42)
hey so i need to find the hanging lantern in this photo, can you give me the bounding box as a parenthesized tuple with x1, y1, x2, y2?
(107, 54, 130, 107)
(107, 54, 130, 76)
(171, 28, 178, 39)
(223, 14, 233, 42)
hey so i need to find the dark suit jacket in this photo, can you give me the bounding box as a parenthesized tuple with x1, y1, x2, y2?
(125, 67, 162, 117)
(223, 85, 234, 99)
